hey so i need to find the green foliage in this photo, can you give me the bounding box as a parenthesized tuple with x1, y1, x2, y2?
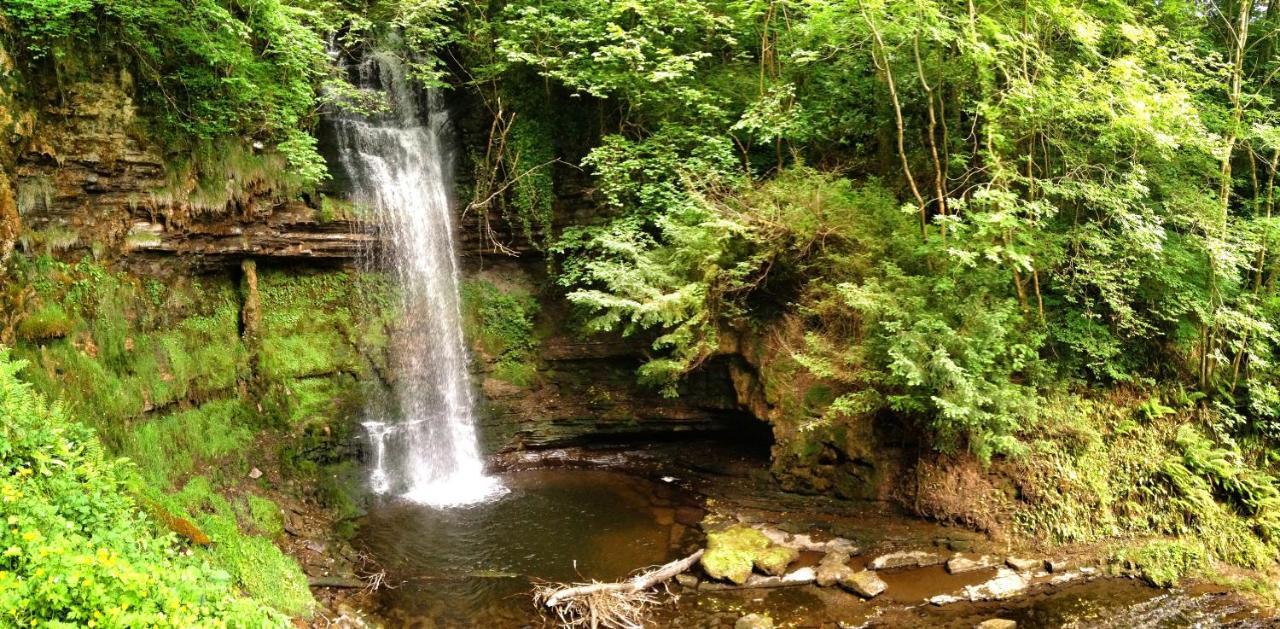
(1114, 539, 1209, 588)
(121, 400, 256, 490)
(461, 279, 540, 386)
(2, 0, 343, 184)
(0, 351, 284, 626)
(151, 477, 312, 617)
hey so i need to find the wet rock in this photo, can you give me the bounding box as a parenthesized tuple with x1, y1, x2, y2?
(840, 570, 887, 598)
(929, 594, 963, 605)
(824, 538, 860, 555)
(1045, 558, 1069, 573)
(735, 614, 774, 629)
(753, 546, 799, 576)
(964, 568, 1028, 601)
(815, 552, 854, 587)
(1005, 557, 1040, 572)
(976, 620, 1017, 629)
(946, 554, 999, 574)
(675, 505, 705, 526)
(869, 550, 946, 570)
(676, 573, 700, 589)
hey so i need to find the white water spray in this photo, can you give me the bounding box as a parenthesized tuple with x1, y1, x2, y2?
(332, 50, 504, 507)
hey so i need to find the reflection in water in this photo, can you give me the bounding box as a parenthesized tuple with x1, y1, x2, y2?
(357, 470, 703, 627)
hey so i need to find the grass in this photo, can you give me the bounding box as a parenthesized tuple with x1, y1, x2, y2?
(120, 399, 256, 489)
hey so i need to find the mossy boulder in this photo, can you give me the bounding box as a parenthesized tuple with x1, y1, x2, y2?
(701, 526, 772, 584)
(754, 545, 799, 576)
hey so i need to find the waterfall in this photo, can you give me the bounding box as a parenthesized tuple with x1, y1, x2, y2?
(331, 49, 505, 507)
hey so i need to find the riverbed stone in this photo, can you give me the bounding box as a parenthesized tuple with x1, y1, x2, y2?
(753, 545, 799, 576)
(839, 570, 887, 598)
(976, 619, 1017, 629)
(815, 551, 854, 587)
(676, 573, 700, 589)
(946, 554, 999, 574)
(1005, 557, 1040, 571)
(1045, 558, 1069, 573)
(964, 568, 1028, 601)
(735, 614, 774, 629)
(869, 550, 946, 570)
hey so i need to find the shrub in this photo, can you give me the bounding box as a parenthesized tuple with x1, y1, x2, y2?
(0, 351, 284, 626)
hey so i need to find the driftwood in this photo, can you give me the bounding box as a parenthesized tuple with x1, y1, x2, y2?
(534, 550, 704, 628)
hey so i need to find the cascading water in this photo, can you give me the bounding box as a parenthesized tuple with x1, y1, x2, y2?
(331, 49, 504, 507)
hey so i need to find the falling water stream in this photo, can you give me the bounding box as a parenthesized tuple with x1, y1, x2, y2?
(331, 49, 504, 507)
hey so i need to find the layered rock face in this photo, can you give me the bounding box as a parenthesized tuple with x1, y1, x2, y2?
(6, 71, 375, 268)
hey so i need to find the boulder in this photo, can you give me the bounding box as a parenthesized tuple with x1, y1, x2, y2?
(869, 550, 946, 570)
(945, 554, 999, 574)
(701, 526, 771, 585)
(735, 614, 774, 629)
(1044, 558, 1069, 573)
(839, 570, 887, 598)
(753, 546, 799, 576)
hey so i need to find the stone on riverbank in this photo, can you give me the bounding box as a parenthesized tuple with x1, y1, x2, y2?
(1005, 557, 1040, 571)
(964, 568, 1028, 601)
(840, 570, 887, 598)
(815, 551, 854, 587)
(977, 619, 1017, 629)
(946, 554, 999, 574)
(869, 550, 946, 570)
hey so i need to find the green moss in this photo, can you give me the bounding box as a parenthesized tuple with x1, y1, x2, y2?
(461, 278, 541, 386)
(120, 399, 256, 489)
(247, 494, 286, 539)
(15, 302, 74, 340)
(157, 477, 314, 617)
(753, 545, 799, 576)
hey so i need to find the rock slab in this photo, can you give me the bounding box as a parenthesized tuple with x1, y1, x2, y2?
(840, 570, 887, 598)
(869, 550, 946, 570)
(946, 554, 999, 574)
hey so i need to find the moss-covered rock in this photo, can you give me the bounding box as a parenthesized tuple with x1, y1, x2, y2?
(701, 526, 772, 584)
(753, 545, 799, 576)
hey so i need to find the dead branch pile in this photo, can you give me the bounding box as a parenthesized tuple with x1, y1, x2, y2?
(533, 550, 704, 628)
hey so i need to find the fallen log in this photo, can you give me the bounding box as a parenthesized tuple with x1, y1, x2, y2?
(534, 550, 704, 628)
(307, 575, 365, 589)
